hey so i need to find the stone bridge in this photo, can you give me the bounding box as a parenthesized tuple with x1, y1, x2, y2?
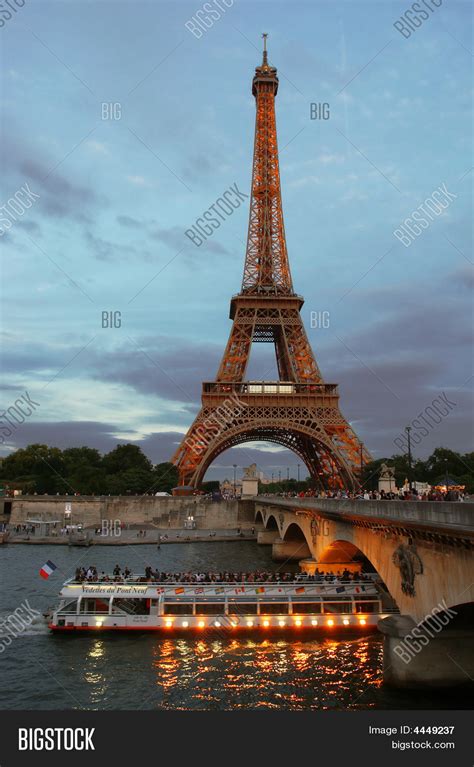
(254, 497, 474, 689)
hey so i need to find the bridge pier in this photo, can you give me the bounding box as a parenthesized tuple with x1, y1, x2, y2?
(257, 530, 280, 545)
(272, 537, 311, 562)
(379, 614, 474, 689)
(299, 558, 318, 574)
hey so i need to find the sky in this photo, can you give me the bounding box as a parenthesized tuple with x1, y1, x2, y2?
(1, 0, 472, 481)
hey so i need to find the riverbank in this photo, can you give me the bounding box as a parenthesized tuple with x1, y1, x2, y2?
(4, 530, 258, 546)
(0, 496, 256, 531)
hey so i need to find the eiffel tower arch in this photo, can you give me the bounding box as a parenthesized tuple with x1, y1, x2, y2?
(172, 36, 370, 491)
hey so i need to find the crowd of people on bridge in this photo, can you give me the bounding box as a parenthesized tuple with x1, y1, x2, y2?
(73, 565, 374, 585)
(261, 488, 466, 502)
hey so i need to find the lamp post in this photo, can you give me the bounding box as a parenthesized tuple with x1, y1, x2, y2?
(297, 463, 300, 482)
(278, 470, 281, 484)
(444, 458, 449, 496)
(405, 426, 412, 491)
(286, 467, 289, 481)
(233, 464, 237, 496)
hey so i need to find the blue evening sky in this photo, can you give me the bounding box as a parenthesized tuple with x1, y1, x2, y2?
(1, 0, 472, 480)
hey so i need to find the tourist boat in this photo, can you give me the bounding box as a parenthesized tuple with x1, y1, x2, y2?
(48, 576, 397, 632)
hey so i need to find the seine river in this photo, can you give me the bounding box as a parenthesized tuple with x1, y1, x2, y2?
(0, 542, 467, 710)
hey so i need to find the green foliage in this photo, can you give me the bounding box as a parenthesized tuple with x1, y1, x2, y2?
(201, 480, 220, 492)
(362, 448, 473, 492)
(258, 479, 309, 494)
(0, 443, 176, 495)
(1, 443, 472, 495)
(102, 444, 152, 474)
(152, 462, 179, 493)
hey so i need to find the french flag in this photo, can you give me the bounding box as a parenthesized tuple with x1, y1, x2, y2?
(39, 560, 57, 579)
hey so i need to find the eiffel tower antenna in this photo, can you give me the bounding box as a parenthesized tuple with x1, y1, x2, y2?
(172, 45, 369, 492)
(262, 32, 268, 65)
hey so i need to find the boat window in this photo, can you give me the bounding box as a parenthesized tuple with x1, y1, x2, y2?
(259, 603, 289, 615)
(323, 602, 352, 614)
(355, 601, 378, 613)
(291, 603, 322, 614)
(228, 603, 258, 615)
(164, 603, 194, 615)
(57, 600, 77, 614)
(80, 598, 109, 613)
(196, 603, 227, 616)
(112, 598, 148, 615)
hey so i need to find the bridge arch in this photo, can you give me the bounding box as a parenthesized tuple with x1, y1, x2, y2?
(281, 521, 313, 553)
(318, 540, 374, 571)
(265, 514, 280, 532)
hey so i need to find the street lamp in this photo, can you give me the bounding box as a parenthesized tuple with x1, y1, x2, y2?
(405, 426, 412, 491)
(297, 463, 300, 482)
(64, 504, 71, 535)
(233, 464, 237, 496)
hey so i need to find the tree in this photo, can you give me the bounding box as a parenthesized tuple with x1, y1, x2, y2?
(0, 444, 67, 494)
(424, 447, 466, 483)
(201, 480, 220, 492)
(102, 444, 152, 475)
(63, 447, 102, 472)
(118, 468, 155, 494)
(152, 462, 179, 493)
(67, 465, 107, 495)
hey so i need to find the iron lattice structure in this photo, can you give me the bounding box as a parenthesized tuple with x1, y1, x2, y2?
(172, 38, 370, 490)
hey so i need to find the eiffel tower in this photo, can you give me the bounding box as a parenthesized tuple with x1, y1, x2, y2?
(172, 35, 369, 491)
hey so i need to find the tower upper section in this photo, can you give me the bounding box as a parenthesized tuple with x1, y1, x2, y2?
(241, 35, 294, 296)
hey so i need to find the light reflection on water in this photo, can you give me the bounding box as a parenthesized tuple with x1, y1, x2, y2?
(142, 635, 384, 710)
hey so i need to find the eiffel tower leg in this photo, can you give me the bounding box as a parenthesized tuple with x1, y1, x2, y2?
(275, 308, 322, 382)
(216, 311, 255, 382)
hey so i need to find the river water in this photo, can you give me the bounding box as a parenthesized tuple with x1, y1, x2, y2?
(0, 542, 467, 710)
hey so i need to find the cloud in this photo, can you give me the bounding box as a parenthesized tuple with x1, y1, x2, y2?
(451, 264, 474, 290)
(15, 219, 42, 235)
(1, 131, 100, 223)
(85, 140, 109, 155)
(84, 229, 152, 262)
(318, 152, 345, 165)
(182, 152, 214, 182)
(117, 215, 141, 228)
(149, 225, 231, 256)
(126, 175, 151, 187)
